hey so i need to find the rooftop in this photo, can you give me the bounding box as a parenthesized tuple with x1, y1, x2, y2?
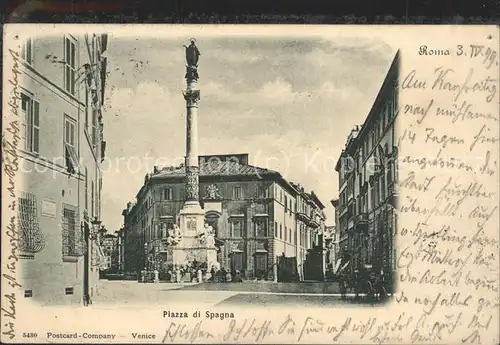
(150, 154, 278, 179)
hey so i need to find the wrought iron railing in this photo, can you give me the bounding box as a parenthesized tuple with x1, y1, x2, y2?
(18, 192, 46, 254)
(356, 213, 369, 223)
(62, 204, 86, 256)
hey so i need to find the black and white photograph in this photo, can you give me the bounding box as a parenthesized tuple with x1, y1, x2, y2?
(2, 25, 498, 344)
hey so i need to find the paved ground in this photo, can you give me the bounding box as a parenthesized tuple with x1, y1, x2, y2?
(91, 280, 238, 309)
(212, 293, 382, 308)
(178, 281, 341, 294)
(91, 280, 390, 309)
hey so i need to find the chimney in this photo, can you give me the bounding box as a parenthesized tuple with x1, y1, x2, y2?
(240, 154, 249, 165)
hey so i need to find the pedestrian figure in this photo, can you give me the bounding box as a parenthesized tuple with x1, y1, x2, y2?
(210, 266, 216, 282)
(233, 270, 243, 283)
(175, 265, 181, 283)
(353, 270, 360, 299)
(220, 267, 227, 282)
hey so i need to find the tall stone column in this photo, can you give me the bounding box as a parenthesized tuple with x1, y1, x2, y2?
(168, 39, 218, 271)
(183, 79, 201, 206)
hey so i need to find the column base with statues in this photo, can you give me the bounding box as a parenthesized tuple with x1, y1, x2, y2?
(163, 205, 219, 283)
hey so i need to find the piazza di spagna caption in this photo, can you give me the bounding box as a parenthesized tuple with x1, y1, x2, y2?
(164, 309, 235, 320)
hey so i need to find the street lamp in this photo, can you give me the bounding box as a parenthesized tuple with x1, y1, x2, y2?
(83, 217, 101, 306)
(91, 217, 102, 240)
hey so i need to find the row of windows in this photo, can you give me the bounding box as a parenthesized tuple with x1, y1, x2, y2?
(159, 185, 274, 202)
(362, 87, 398, 163)
(275, 186, 296, 213)
(21, 37, 80, 98)
(339, 85, 398, 186)
(145, 185, 315, 220)
(273, 221, 299, 245)
(21, 90, 99, 163)
(158, 217, 269, 238)
(339, 159, 396, 215)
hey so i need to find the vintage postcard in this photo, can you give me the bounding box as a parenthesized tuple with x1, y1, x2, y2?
(2, 24, 499, 344)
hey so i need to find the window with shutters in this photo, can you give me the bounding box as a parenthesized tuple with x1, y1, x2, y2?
(21, 93, 40, 154)
(254, 217, 268, 237)
(231, 219, 244, 238)
(233, 186, 242, 200)
(64, 36, 76, 95)
(163, 187, 173, 201)
(257, 185, 267, 198)
(21, 38, 33, 64)
(64, 114, 78, 173)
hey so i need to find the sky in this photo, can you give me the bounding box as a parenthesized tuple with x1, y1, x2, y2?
(101, 32, 395, 231)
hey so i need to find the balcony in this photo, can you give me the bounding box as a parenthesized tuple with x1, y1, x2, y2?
(388, 182, 399, 208)
(356, 213, 368, 224)
(297, 210, 311, 223)
(388, 182, 399, 196)
(309, 217, 320, 228)
(355, 213, 369, 234)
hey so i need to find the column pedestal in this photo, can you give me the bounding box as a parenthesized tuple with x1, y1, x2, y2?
(165, 203, 218, 270)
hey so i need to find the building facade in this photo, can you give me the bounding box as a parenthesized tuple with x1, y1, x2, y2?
(115, 228, 125, 274)
(323, 225, 337, 276)
(330, 198, 344, 261)
(334, 51, 400, 279)
(15, 33, 109, 305)
(101, 234, 119, 272)
(122, 154, 326, 281)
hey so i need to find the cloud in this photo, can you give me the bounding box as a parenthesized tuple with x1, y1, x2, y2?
(203, 77, 300, 107)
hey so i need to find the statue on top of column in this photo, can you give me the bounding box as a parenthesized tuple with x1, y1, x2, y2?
(184, 38, 201, 81)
